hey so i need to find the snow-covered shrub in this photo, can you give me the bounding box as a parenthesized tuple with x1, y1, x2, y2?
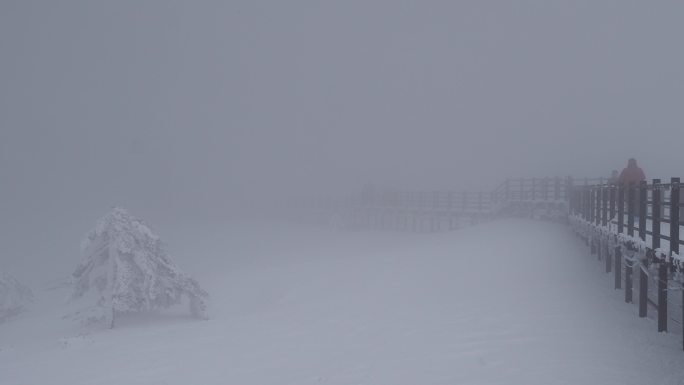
(69, 208, 209, 328)
(0, 273, 33, 322)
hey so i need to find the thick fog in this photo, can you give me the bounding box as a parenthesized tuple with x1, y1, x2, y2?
(4, 2, 684, 384)
(2, 1, 684, 272)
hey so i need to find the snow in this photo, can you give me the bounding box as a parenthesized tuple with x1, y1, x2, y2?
(1, 219, 684, 384)
(69, 208, 208, 327)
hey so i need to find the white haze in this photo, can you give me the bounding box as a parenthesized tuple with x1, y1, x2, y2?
(3, 0, 684, 281)
(2, 2, 684, 384)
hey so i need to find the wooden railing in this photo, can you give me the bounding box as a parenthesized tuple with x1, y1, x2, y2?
(569, 177, 684, 350)
(570, 178, 683, 250)
(290, 175, 684, 350)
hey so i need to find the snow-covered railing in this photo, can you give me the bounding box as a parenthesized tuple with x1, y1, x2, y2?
(569, 177, 684, 350)
(292, 177, 575, 231)
(292, 175, 684, 350)
(569, 178, 684, 253)
(494, 176, 576, 203)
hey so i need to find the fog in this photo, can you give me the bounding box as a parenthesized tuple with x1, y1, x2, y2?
(3, 0, 683, 273)
(2, 2, 684, 383)
(3, 0, 683, 216)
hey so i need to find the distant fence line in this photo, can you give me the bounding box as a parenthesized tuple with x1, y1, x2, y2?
(291, 177, 572, 232)
(312, 176, 574, 209)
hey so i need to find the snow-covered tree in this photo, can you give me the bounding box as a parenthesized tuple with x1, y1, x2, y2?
(0, 273, 33, 322)
(70, 208, 209, 328)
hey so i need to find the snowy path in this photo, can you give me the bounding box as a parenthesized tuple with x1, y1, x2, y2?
(2, 219, 684, 385)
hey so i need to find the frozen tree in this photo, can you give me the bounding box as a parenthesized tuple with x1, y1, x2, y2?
(0, 273, 33, 322)
(69, 208, 209, 328)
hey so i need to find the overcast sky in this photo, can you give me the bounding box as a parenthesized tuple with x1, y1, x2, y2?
(1, 0, 683, 242)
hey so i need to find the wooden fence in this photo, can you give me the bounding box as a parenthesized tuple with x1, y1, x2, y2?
(305, 177, 573, 232)
(292, 176, 684, 349)
(569, 178, 684, 350)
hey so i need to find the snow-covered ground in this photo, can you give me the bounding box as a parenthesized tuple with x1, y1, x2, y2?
(2, 219, 683, 385)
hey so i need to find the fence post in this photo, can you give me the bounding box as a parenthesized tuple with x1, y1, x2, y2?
(609, 184, 616, 228)
(625, 256, 633, 304)
(669, 178, 679, 255)
(642, 180, 659, 320)
(595, 185, 601, 226)
(566, 176, 574, 211)
(596, 178, 603, 226)
(587, 186, 592, 222)
(589, 186, 596, 255)
(670, 179, 684, 350)
(637, 180, 648, 318)
(532, 178, 536, 201)
(596, 185, 601, 225)
(584, 177, 591, 218)
(652, 179, 661, 250)
(657, 179, 672, 333)
(584, 188, 590, 246)
(587, 186, 592, 221)
(627, 182, 635, 237)
(639, 181, 647, 240)
(665, 178, 680, 337)
(658, 257, 668, 333)
(581, 188, 586, 220)
(596, 185, 601, 260)
(602, 184, 608, 227)
(589, 185, 595, 224)
(623, 182, 636, 303)
(597, 185, 603, 260)
(618, 184, 625, 233)
(601, 184, 611, 273)
(639, 252, 648, 318)
(615, 244, 622, 289)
